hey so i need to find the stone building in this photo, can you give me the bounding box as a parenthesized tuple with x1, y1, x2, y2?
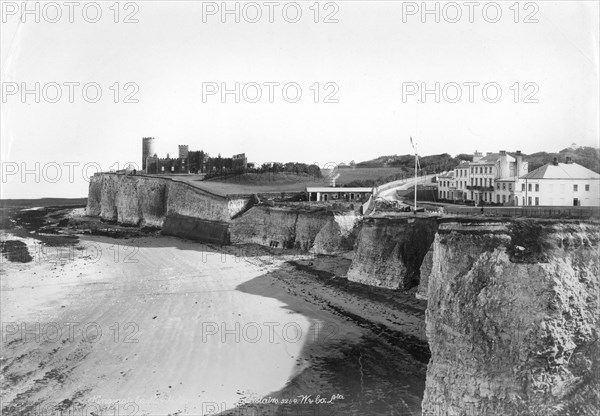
(142, 138, 246, 175)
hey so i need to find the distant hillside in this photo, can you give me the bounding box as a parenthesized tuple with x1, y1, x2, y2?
(359, 147, 600, 175)
(357, 153, 472, 172)
(519, 147, 600, 173)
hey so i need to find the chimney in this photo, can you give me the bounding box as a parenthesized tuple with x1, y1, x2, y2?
(500, 150, 507, 156)
(515, 150, 522, 176)
(566, 157, 573, 164)
(553, 157, 558, 166)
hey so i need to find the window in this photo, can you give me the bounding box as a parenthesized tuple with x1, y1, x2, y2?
(528, 184, 532, 192)
(573, 184, 578, 192)
(535, 184, 539, 192)
(535, 197, 539, 206)
(502, 183, 506, 190)
(528, 196, 532, 205)
(502, 195, 506, 203)
(586, 184, 590, 191)
(521, 184, 525, 191)
(497, 195, 500, 203)
(509, 184, 512, 191)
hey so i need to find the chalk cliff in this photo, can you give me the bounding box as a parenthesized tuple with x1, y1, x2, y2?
(421, 219, 599, 415)
(346, 217, 438, 290)
(87, 174, 359, 252)
(86, 173, 251, 227)
(229, 206, 360, 253)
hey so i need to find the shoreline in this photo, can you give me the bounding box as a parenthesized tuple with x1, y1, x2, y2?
(1, 206, 428, 415)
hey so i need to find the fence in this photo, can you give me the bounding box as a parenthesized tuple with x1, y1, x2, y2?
(440, 205, 600, 219)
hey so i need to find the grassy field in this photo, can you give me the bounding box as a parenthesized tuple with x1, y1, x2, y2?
(173, 173, 327, 196)
(155, 168, 407, 197)
(335, 167, 406, 185)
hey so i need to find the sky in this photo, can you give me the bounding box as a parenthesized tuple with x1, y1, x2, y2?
(1, 0, 599, 198)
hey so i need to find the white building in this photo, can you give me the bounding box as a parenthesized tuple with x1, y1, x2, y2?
(515, 158, 600, 206)
(437, 150, 528, 205)
(306, 187, 373, 202)
(437, 171, 455, 200)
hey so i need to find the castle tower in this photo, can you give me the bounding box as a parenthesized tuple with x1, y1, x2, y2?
(142, 137, 156, 171)
(178, 145, 189, 159)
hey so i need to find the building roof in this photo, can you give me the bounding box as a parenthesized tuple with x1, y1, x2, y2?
(473, 153, 516, 164)
(520, 162, 600, 180)
(438, 171, 454, 179)
(306, 187, 373, 192)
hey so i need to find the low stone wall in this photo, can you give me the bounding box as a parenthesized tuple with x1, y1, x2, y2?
(161, 214, 230, 245)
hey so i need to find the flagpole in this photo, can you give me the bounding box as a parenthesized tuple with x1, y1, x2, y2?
(410, 137, 418, 212)
(414, 143, 418, 212)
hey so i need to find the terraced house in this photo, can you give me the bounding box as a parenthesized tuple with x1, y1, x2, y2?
(437, 150, 528, 205)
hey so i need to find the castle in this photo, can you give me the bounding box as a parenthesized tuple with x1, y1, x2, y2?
(142, 137, 247, 175)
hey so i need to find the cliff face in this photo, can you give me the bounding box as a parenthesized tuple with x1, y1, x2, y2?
(229, 206, 355, 252)
(86, 174, 251, 227)
(87, 174, 360, 251)
(311, 212, 361, 254)
(422, 219, 600, 415)
(347, 217, 438, 290)
(416, 247, 434, 300)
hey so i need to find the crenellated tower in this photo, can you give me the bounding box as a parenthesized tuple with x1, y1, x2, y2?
(142, 137, 156, 172)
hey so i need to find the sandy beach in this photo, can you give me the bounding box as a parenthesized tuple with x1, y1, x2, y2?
(1, 207, 428, 415)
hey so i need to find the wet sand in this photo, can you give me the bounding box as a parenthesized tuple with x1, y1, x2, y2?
(1, 207, 428, 415)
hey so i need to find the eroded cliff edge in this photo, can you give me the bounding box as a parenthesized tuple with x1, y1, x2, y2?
(421, 219, 599, 415)
(347, 217, 438, 290)
(86, 173, 361, 251)
(87, 173, 251, 227)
